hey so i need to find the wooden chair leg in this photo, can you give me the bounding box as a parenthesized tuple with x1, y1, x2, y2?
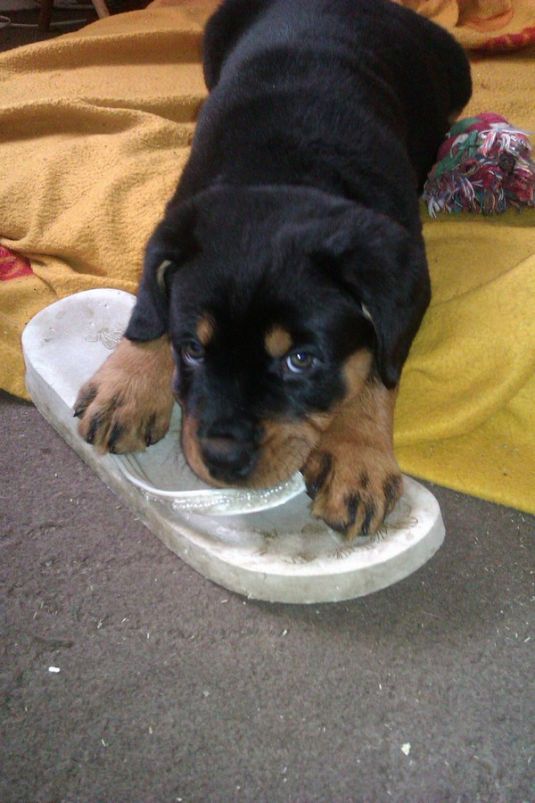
(38, 0, 109, 32)
(38, 0, 54, 31)
(92, 0, 110, 18)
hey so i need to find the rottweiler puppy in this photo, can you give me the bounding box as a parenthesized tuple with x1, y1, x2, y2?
(75, 0, 471, 537)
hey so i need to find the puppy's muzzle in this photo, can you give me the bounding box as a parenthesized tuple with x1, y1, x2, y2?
(198, 418, 261, 484)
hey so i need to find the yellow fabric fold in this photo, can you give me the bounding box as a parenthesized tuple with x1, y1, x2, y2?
(0, 4, 533, 513)
(0, 7, 207, 398)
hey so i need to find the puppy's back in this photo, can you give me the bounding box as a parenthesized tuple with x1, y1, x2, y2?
(179, 0, 471, 219)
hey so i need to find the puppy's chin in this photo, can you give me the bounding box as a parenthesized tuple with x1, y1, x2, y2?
(180, 412, 329, 490)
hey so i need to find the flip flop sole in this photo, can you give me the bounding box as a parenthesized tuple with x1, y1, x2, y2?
(22, 289, 445, 603)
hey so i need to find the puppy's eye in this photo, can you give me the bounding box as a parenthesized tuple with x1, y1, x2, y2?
(284, 350, 316, 374)
(181, 340, 205, 365)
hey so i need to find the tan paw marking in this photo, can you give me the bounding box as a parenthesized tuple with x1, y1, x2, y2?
(74, 336, 175, 454)
(304, 446, 402, 538)
(303, 378, 402, 538)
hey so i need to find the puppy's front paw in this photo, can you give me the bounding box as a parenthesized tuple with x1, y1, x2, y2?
(303, 445, 402, 538)
(74, 337, 174, 454)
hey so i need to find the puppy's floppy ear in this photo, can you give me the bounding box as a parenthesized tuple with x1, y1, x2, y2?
(125, 201, 197, 342)
(203, 0, 268, 90)
(299, 204, 430, 388)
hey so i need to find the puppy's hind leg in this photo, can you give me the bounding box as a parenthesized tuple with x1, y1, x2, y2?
(74, 336, 175, 454)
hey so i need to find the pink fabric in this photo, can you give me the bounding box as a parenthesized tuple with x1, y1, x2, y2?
(0, 246, 33, 282)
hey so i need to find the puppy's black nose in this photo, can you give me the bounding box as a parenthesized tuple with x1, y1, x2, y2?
(198, 419, 260, 484)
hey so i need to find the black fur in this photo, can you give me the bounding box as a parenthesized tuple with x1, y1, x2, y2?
(125, 0, 471, 479)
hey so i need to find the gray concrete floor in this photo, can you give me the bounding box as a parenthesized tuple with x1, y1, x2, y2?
(1, 391, 534, 801)
(1, 9, 534, 800)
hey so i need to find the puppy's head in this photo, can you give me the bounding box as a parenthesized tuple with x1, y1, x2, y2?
(126, 186, 429, 488)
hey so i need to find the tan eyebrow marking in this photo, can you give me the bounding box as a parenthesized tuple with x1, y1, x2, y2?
(195, 314, 215, 346)
(265, 325, 293, 358)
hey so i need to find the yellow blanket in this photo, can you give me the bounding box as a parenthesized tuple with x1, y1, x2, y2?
(0, 2, 534, 514)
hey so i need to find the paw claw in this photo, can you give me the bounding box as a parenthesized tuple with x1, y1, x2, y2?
(383, 474, 403, 515)
(85, 414, 101, 445)
(73, 384, 97, 418)
(145, 414, 157, 447)
(361, 501, 376, 536)
(345, 492, 360, 529)
(107, 423, 124, 453)
(326, 519, 350, 535)
(304, 452, 332, 499)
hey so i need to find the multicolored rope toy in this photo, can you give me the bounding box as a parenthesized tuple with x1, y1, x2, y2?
(423, 113, 535, 216)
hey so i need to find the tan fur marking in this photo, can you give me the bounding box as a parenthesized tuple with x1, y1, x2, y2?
(343, 349, 373, 399)
(249, 419, 320, 488)
(181, 348, 375, 492)
(156, 259, 173, 291)
(196, 314, 215, 347)
(265, 325, 293, 358)
(181, 414, 225, 486)
(304, 372, 403, 538)
(75, 336, 175, 454)
(179, 344, 401, 534)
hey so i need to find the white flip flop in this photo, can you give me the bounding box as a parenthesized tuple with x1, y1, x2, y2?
(22, 289, 445, 603)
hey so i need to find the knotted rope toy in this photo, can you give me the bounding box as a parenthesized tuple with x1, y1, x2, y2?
(423, 113, 535, 216)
